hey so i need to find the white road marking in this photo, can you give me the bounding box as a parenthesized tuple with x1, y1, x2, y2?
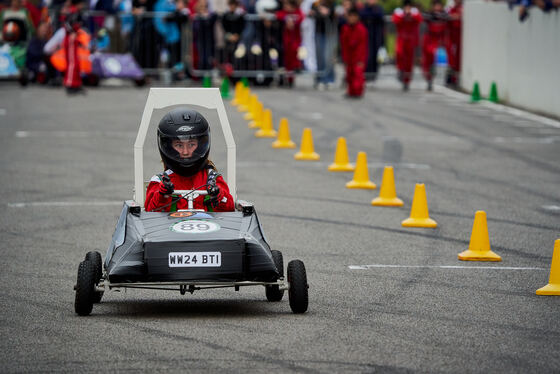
(0, 108, 6, 115)
(435, 85, 560, 129)
(8, 201, 123, 208)
(542, 205, 560, 211)
(493, 136, 559, 144)
(310, 112, 323, 120)
(349, 264, 545, 271)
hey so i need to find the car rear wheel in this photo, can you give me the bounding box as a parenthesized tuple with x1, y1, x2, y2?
(74, 260, 96, 316)
(85, 251, 103, 303)
(265, 250, 284, 302)
(287, 260, 308, 314)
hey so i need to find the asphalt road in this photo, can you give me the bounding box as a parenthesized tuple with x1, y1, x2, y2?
(1, 72, 559, 373)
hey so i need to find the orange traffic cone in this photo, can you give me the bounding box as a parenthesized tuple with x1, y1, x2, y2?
(231, 81, 243, 106)
(237, 86, 250, 112)
(272, 118, 296, 148)
(294, 128, 320, 160)
(346, 152, 376, 189)
(458, 211, 501, 261)
(244, 94, 257, 120)
(248, 101, 263, 129)
(401, 184, 437, 228)
(371, 166, 404, 206)
(255, 109, 277, 138)
(328, 137, 354, 172)
(536, 239, 560, 295)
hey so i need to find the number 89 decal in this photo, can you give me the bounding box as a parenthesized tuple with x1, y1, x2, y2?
(170, 220, 220, 234)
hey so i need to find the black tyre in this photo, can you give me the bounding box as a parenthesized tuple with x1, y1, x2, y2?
(85, 251, 104, 303)
(74, 260, 96, 316)
(265, 250, 284, 302)
(287, 260, 308, 314)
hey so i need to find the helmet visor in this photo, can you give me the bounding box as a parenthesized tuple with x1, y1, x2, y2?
(158, 133, 210, 167)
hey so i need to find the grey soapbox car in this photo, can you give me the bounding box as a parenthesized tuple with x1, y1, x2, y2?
(73, 88, 308, 315)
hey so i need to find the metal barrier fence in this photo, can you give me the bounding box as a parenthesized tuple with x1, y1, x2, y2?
(73, 10, 339, 84)
(46, 10, 442, 85)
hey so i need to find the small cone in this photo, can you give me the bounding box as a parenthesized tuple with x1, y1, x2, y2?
(458, 211, 501, 261)
(248, 102, 263, 129)
(345, 152, 376, 189)
(241, 77, 249, 87)
(328, 137, 355, 172)
(272, 118, 296, 148)
(371, 166, 404, 206)
(202, 76, 212, 88)
(244, 94, 257, 120)
(255, 109, 277, 138)
(294, 128, 320, 160)
(536, 239, 560, 295)
(401, 184, 437, 228)
(231, 81, 243, 106)
(470, 81, 481, 102)
(488, 81, 499, 103)
(220, 77, 231, 99)
(237, 86, 250, 112)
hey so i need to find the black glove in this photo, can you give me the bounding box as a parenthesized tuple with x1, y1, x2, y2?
(159, 175, 174, 196)
(205, 169, 221, 207)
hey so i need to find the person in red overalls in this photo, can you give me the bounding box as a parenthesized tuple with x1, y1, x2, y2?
(145, 108, 235, 213)
(421, 0, 447, 91)
(275, 0, 304, 87)
(392, 0, 422, 91)
(340, 7, 368, 98)
(445, 0, 462, 87)
(63, 9, 83, 94)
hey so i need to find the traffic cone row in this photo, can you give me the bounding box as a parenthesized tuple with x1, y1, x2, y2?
(228, 80, 559, 297)
(470, 81, 499, 103)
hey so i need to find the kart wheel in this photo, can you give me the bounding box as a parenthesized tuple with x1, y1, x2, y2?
(287, 260, 308, 314)
(265, 250, 284, 302)
(74, 260, 96, 316)
(85, 251, 103, 303)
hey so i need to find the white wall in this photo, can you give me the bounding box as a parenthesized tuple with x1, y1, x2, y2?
(461, 1, 560, 118)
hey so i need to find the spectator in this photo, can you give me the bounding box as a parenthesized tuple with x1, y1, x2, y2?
(340, 6, 367, 98)
(0, 0, 36, 42)
(191, 0, 216, 72)
(300, 0, 316, 72)
(275, 0, 304, 87)
(220, 0, 245, 67)
(392, 0, 422, 91)
(445, 0, 461, 86)
(359, 0, 384, 81)
(421, 0, 447, 91)
(154, 0, 188, 68)
(130, 0, 161, 68)
(25, 20, 54, 83)
(309, 0, 336, 89)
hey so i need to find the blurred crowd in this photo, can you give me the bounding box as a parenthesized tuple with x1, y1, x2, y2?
(0, 0, 470, 95)
(506, 0, 560, 22)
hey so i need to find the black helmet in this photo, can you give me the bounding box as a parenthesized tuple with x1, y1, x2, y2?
(157, 108, 211, 177)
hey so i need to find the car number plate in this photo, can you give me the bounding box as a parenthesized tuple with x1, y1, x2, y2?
(168, 252, 221, 267)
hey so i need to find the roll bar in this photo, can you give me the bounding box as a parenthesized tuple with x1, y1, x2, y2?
(133, 88, 236, 207)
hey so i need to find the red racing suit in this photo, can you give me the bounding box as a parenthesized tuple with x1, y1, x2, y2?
(340, 21, 368, 97)
(392, 7, 422, 84)
(421, 11, 447, 81)
(446, 3, 462, 75)
(63, 28, 82, 89)
(275, 9, 304, 75)
(145, 168, 235, 212)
